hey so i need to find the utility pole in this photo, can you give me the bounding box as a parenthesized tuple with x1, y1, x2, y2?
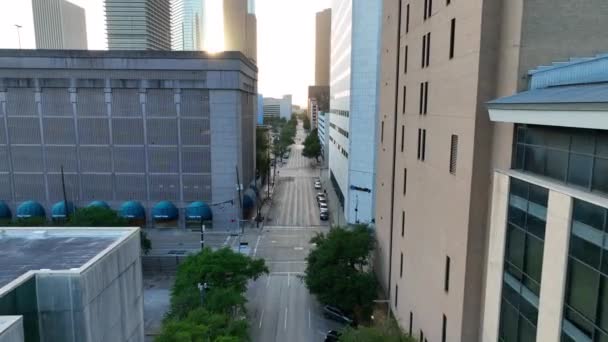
(14, 24, 22, 49)
(235, 165, 243, 234)
(60, 165, 70, 218)
(200, 223, 205, 249)
(355, 194, 359, 224)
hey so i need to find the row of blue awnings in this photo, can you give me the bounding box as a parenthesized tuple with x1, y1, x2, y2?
(0, 200, 213, 221)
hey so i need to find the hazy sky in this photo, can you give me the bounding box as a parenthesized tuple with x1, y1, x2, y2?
(0, 0, 331, 107)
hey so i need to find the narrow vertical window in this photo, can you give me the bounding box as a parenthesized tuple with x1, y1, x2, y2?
(409, 312, 413, 335)
(420, 331, 424, 342)
(419, 83, 424, 114)
(400, 252, 404, 277)
(426, 33, 431, 66)
(449, 18, 456, 59)
(417, 129, 422, 159)
(401, 125, 405, 152)
(428, 0, 433, 18)
(450, 134, 458, 174)
(442, 315, 447, 342)
(406, 4, 410, 33)
(404, 45, 408, 73)
(402, 86, 407, 113)
(395, 284, 399, 307)
(423, 0, 428, 20)
(422, 35, 427, 68)
(381, 121, 385, 143)
(403, 168, 407, 195)
(424, 82, 429, 114)
(401, 210, 405, 236)
(447, 0, 451, 4)
(422, 129, 427, 161)
(444, 256, 451, 292)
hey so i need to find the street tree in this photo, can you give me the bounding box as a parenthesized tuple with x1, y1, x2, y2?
(256, 127, 270, 180)
(156, 308, 248, 342)
(339, 325, 416, 342)
(304, 226, 378, 320)
(303, 115, 311, 130)
(302, 129, 322, 161)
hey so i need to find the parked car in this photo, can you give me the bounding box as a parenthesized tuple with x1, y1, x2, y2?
(320, 203, 328, 211)
(324, 330, 340, 342)
(316, 193, 326, 202)
(314, 182, 322, 190)
(318, 198, 327, 207)
(320, 211, 329, 221)
(323, 305, 353, 325)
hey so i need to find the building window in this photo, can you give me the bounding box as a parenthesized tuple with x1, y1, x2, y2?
(498, 178, 548, 342)
(447, 0, 451, 4)
(419, 83, 424, 114)
(424, 0, 432, 20)
(404, 45, 408, 74)
(400, 252, 404, 278)
(406, 4, 410, 33)
(422, 34, 427, 68)
(420, 330, 424, 342)
(421, 129, 427, 161)
(450, 134, 458, 174)
(409, 312, 413, 335)
(401, 125, 405, 152)
(449, 18, 456, 59)
(395, 284, 399, 307)
(402, 86, 407, 113)
(444, 256, 451, 292)
(401, 210, 405, 236)
(561, 199, 608, 341)
(442, 315, 447, 342)
(514, 125, 608, 194)
(423, 0, 428, 20)
(424, 81, 429, 114)
(381, 121, 385, 144)
(426, 33, 431, 67)
(403, 168, 407, 195)
(418, 129, 422, 159)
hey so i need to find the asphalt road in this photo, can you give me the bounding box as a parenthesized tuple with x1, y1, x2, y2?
(246, 122, 342, 342)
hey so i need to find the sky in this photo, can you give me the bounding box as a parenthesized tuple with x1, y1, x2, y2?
(0, 0, 331, 107)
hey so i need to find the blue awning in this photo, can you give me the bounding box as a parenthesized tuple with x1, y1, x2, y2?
(186, 201, 212, 221)
(0, 201, 11, 219)
(152, 201, 178, 220)
(51, 201, 74, 218)
(243, 188, 257, 209)
(16, 201, 45, 218)
(119, 201, 146, 219)
(87, 201, 110, 209)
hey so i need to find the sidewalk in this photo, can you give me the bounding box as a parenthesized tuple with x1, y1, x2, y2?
(319, 166, 347, 227)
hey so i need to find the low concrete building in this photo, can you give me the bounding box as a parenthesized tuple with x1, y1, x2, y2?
(0, 227, 143, 342)
(263, 95, 292, 121)
(0, 50, 257, 233)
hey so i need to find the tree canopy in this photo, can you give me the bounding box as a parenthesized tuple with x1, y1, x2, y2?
(339, 324, 416, 342)
(256, 127, 271, 181)
(302, 128, 322, 161)
(304, 226, 378, 320)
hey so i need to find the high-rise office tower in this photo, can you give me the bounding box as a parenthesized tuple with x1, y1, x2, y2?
(171, 0, 204, 51)
(315, 8, 331, 86)
(374, 0, 608, 341)
(32, 0, 87, 49)
(327, 0, 382, 225)
(223, 0, 257, 62)
(105, 0, 171, 50)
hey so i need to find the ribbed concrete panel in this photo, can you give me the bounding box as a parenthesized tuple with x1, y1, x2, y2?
(47, 173, 79, 202)
(112, 89, 142, 116)
(180, 89, 209, 117)
(45, 146, 77, 172)
(146, 119, 177, 145)
(11, 146, 43, 172)
(78, 118, 110, 145)
(181, 146, 210, 173)
(7, 117, 41, 144)
(180, 119, 210, 145)
(115, 174, 146, 200)
(114, 147, 145, 173)
(149, 175, 180, 201)
(13, 174, 45, 201)
(182, 174, 211, 202)
(43, 118, 76, 144)
(79, 146, 112, 173)
(146, 89, 175, 117)
(77, 88, 106, 116)
(40, 88, 71, 116)
(0, 175, 11, 200)
(81, 174, 113, 200)
(148, 147, 179, 173)
(112, 118, 144, 145)
(0, 120, 5, 144)
(0, 147, 8, 172)
(6, 88, 37, 116)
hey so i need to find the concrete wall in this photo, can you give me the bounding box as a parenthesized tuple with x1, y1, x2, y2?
(0, 316, 23, 342)
(315, 9, 332, 86)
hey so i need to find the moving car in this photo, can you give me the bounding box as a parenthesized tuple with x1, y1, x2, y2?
(320, 211, 329, 221)
(323, 305, 353, 325)
(324, 330, 340, 342)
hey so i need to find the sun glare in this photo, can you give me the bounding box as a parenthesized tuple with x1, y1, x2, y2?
(204, 0, 225, 53)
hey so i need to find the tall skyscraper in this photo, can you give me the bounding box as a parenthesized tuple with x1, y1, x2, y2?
(223, 0, 257, 62)
(328, 0, 382, 224)
(374, 0, 608, 341)
(315, 8, 331, 86)
(32, 0, 87, 49)
(105, 0, 171, 50)
(171, 0, 204, 51)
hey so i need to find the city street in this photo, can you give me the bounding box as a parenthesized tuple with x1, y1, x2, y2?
(246, 122, 341, 342)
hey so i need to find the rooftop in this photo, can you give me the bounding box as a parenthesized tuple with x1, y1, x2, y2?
(0, 228, 134, 290)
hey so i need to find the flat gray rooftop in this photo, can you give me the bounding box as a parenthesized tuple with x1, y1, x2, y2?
(0, 229, 128, 289)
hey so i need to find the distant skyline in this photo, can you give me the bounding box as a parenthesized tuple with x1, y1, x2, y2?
(0, 0, 331, 107)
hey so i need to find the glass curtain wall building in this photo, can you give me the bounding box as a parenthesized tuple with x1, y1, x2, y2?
(105, 0, 171, 50)
(171, 0, 204, 51)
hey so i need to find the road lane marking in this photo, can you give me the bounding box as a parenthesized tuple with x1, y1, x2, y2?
(287, 272, 290, 288)
(308, 309, 311, 329)
(223, 236, 231, 246)
(284, 307, 288, 331)
(266, 275, 271, 288)
(294, 247, 304, 250)
(253, 235, 261, 257)
(258, 309, 264, 329)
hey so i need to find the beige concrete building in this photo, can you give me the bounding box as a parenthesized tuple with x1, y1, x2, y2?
(223, 0, 257, 62)
(315, 8, 331, 86)
(32, 0, 87, 49)
(374, 0, 608, 341)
